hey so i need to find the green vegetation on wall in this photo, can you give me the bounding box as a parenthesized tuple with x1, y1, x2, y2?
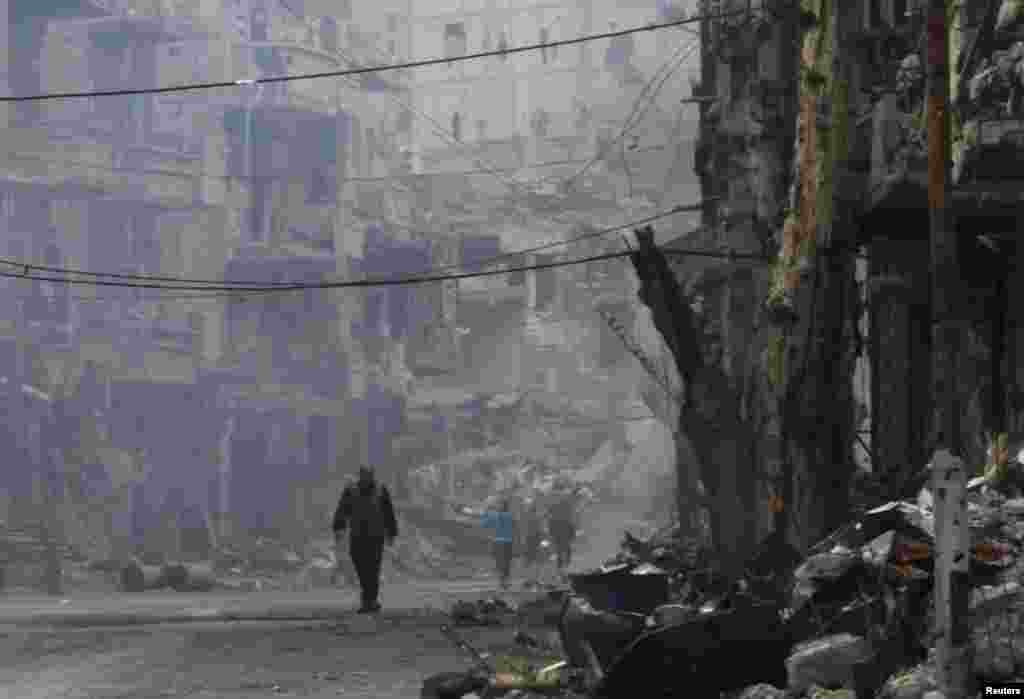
(765, 333, 787, 388)
(768, 252, 795, 307)
(949, 0, 962, 103)
(770, 0, 835, 291)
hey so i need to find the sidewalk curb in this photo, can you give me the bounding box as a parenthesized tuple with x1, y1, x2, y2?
(0, 606, 463, 629)
(0, 584, 541, 629)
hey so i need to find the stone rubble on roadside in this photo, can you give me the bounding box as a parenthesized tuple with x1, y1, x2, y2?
(451, 598, 518, 627)
(876, 665, 938, 699)
(415, 475, 1024, 699)
(785, 634, 874, 696)
(735, 684, 788, 699)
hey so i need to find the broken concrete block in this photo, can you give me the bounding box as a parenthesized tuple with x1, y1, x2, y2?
(736, 683, 787, 699)
(786, 633, 873, 695)
(795, 549, 858, 582)
(877, 666, 937, 699)
(974, 636, 1016, 681)
(650, 603, 694, 627)
(809, 688, 856, 699)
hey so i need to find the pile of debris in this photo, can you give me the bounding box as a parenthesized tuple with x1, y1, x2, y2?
(0, 519, 83, 592)
(450, 597, 518, 627)
(422, 474, 1024, 698)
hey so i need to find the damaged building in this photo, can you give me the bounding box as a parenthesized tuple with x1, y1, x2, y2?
(682, 0, 1024, 553)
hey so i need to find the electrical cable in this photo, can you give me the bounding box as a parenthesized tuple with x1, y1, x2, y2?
(336, 28, 696, 228)
(0, 201, 712, 287)
(0, 238, 769, 294)
(348, 31, 702, 273)
(555, 39, 700, 195)
(0, 18, 708, 300)
(198, 24, 690, 282)
(513, 30, 698, 192)
(0, 250, 634, 291)
(0, 143, 671, 186)
(0, 25, 699, 294)
(0, 11, 747, 103)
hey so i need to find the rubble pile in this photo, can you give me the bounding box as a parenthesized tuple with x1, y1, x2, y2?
(422, 476, 1024, 698)
(97, 510, 498, 594)
(450, 597, 518, 627)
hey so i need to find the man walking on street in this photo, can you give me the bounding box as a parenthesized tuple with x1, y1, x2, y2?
(332, 466, 398, 613)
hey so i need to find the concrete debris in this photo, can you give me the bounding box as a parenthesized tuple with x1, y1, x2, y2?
(451, 598, 517, 627)
(649, 603, 694, 627)
(415, 483, 1024, 697)
(567, 564, 669, 615)
(734, 684, 787, 699)
(808, 688, 856, 699)
(876, 665, 937, 699)
(785, 634, 873, 695)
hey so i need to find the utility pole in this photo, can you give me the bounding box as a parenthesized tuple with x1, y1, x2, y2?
(926, 1, 970, 696)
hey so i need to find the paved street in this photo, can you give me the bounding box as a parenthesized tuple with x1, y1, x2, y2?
(0, 579, 549, 699)
(0, 578, 517, 628)
(0, 617, 525, 699)
(0, 502, 649, 698)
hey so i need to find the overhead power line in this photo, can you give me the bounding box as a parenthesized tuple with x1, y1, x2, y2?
(0, 25, 697, 298)
(0, 32, 705, 292)
(0, 202, 711, 287)
(339, 27, 697, 235)
(0, 10, 746, 103)
(0, 250, 636, 291)
(0, 237, 770, 294)
(553, 37, 700, 194)
(1, 143, 670, 186)
(516, 33, 698, 192)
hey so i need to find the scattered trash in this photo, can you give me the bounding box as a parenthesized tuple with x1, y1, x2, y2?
(451, 598, 516, 626)
(513, 630, 542, 649)
(736, 684, 787, 699)
(567, 564, 669, 615)
(559, 594, 648, 672)
(413, 468, 1024, 697)
(593, 600, 789, 698)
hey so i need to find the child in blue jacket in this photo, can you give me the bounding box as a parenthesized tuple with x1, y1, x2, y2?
(481, 497, 516, 589)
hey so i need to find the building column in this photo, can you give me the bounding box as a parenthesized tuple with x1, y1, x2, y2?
(1008, 215, 1024, 434)
(216, 412, 235, 543)
(870, 238, 930, 490)
(526, 254, 538, 310)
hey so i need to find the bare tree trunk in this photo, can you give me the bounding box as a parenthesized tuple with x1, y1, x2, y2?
(629, 228, 758, 577)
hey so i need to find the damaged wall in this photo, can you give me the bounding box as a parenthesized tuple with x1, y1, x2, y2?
(672, 0, 860, 557)
(766, 0, 861, 549)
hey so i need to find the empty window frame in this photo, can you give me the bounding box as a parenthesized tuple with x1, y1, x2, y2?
(444, 23, 467, 59)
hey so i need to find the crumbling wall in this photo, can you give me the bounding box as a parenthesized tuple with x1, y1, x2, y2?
(764, 0, 860, 550)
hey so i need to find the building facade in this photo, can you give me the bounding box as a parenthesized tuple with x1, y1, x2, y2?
(398, 0, 701, 481)
(0, 0, 411, 557)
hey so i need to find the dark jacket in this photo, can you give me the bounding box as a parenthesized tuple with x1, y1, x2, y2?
(332, 481, 399, 543)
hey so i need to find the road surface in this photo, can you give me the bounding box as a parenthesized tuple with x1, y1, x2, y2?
(0, 618, 530, 699)
(0, 578, 557, 699)
(0, 502, 655, 698)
